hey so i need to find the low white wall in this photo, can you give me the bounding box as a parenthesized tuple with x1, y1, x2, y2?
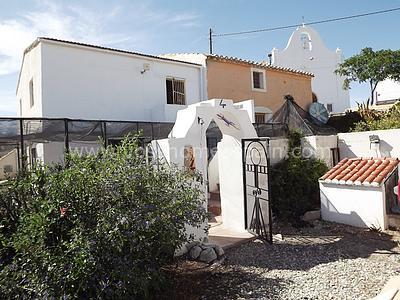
(303, 135, 338, 168)
(338, 129, 400, 159)
(269, 138, 288, 165)
(268, 135, 338, 167)
(320, 182, 387, 229)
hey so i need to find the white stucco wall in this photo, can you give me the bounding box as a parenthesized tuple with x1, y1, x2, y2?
(18, 40, 204, 122)
(320, 182, 387, 229)
(16, 44, 43, 117)
(208, 152, 219, 192)
(303, 135, 338, 168)
(376, 79, 400, 103)
(338, 129, 400, 159)
(268, 135, 338, 167)
(219, 135, 246, 231)
(152, 99, 258, 244)
(271, 25, 350, 113)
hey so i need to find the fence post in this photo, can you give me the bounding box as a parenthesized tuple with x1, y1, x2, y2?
(19, 118, 26, 171)
(102, 122, 108, 148)
(64, 119, 70, 166)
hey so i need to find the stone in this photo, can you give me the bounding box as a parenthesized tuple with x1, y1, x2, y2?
(186, 240, 200, 250)
(273, 233, 283, 241)
(213, 244, 225, 257)
(189, 245, 202, 260)
(198, 247, 217, 263)
(302, 210, 321, 222)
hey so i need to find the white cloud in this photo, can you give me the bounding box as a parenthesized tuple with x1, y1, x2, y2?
(0, 2, 200, 76)
(0, 2, 131, 76)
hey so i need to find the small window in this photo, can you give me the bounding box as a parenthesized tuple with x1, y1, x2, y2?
(255, 113, 266, 124)
(29, 79, 34, 108)
(326, 103, 333, 113)
(166, 78, 185, 105)
(251, 69, 266, 91)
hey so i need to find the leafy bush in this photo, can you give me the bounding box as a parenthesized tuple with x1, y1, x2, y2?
(0, 137, 207, 299)
(270, 130, 328, 223)
(352, 102, 400, 131)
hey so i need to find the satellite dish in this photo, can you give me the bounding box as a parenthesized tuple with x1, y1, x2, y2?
(309, 102, 329, 124)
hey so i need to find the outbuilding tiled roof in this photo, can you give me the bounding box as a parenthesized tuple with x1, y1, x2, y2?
(320, 158, 399, 187)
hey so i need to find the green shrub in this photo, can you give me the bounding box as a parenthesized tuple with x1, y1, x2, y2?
(0, 137, 207, 299)
(270, 130, 328, 223)
(351, 102, 400, 132)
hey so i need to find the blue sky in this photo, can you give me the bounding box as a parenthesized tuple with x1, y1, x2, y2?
(1, 0, 400, 116)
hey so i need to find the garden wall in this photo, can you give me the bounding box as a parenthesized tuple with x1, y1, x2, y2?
(338, 129, 400, 159)
(269, 135, 338, 167)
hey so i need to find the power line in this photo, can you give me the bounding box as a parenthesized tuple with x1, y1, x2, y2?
(212, 7, 400, 37)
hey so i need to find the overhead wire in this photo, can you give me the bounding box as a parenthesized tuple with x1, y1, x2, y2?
(212, 7, 400, 37)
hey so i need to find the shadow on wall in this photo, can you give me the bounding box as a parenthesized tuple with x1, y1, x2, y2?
(379, 140, 393, 157)
(338, 138, 357, 159)
(321, 192, 369, 228)
(338, 135, 394, 159)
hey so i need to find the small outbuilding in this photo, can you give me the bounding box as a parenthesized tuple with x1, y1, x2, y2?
(319, 157, 399, 229)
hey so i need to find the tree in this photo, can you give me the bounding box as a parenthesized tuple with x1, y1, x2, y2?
(335, 47, 400, 104)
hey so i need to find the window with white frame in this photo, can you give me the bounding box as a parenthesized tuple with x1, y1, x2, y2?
(29, 79, 34, 108)
(251, 68, 266, 91)
(166, 78, 186, 105)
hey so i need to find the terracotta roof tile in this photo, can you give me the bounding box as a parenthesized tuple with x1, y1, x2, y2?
(320, 157, 399, 187)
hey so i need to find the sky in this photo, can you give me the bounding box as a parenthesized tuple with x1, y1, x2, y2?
(1, 0, 400, 116)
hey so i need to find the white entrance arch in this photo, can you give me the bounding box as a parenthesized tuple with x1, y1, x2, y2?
(152, 99, 258, 242)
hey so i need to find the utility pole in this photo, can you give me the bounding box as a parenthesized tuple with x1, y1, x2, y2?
(209, 28, 213, 54)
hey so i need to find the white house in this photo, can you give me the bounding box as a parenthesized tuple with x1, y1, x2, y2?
(376, 79, 400, 104)
(16, 38, 206, 122)
(14, 38, 207, 165)
(271, 25, 350, 114)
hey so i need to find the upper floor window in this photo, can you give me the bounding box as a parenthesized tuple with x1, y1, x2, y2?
(29, 79, 34, 108)
(251, 68, 266, 91)
(166, 78, 185, 105)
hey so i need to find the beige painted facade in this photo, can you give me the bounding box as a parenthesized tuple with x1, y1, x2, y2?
(206, 58, 313, 113)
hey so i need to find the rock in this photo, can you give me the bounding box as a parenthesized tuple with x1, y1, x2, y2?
(198, 247, 217, 263)
(273, 233, 283, 241)
(186, 240, 201, 250)
(201, 243, 225, 257)
(302, 210, 321, 222)
(189, 245, 202, 260)
(213, 244, 225, 257)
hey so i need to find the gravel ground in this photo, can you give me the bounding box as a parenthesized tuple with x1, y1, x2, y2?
(163, 221, 400, 300)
